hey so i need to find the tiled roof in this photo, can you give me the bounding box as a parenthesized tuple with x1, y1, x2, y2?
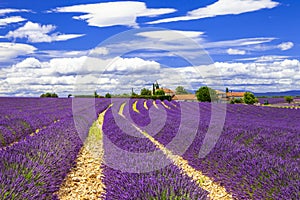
(172, 94, 197, 100)
(162, 88, 175, 93)
(215, 90, 226, 94)
(226, 92, 245, 97)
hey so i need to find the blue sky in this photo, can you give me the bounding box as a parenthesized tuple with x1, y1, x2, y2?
(0, 0, 299, 96)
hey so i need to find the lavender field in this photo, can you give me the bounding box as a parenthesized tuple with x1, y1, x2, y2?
(257, 98, 286, 105)
(0, 97, 299, 199)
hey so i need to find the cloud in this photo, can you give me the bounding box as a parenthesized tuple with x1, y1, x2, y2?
(88, 47, 109, 57)
(51, 1, 176, 28)
(0, 55, 162, 96)
(98, 28, 285, 58)
(213, 59, 300, 90)
(81, 28, 282, 65)
(148, 0, 279, 24)
(227, 48, 246, 55)
(0, 16, 27, 26)
(236, 55, 290, 62)
(107, 57, 160, 72)
(5, 21, 84, 43)
(104, 32, 276, 60)
(239, 41, 294, 52)
(136, 30, 204, 41)
(53, 34, 84, 42)
(277, 42, 294, 51)
(201, 37, 287, 55)
(12, 57, 42, 69)
(1, 53, 300, 96)
(0, 42, 36, 62)
(204, 37, 275, 49)
(0, 8, 30, 16)
(36, 47, 109, 60)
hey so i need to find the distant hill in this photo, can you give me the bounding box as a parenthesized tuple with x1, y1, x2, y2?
(254, 90, 300, 97)
(187, 89, 300, 97)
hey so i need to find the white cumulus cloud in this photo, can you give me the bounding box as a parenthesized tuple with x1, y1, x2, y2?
(107, 57, 160, 72)
(13, 57, 42, 69)
(0, 8, 30, 16)
(0, 42, 36, 62)
(237, 55, 290, 62)
(2, 55, 300, 96)
(51, 1, 176, 28)
(136, 30, 204, 41)
(148, 0, 279, 24)
(0, 16, 27, 26)
(0, 55, 162, 96)
(227, 48, 246, 55)
(5, 21, 84, 43)
(277, 42, 294, 51)
(37, 47, 109, 60)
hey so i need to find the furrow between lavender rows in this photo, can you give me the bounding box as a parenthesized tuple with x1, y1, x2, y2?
(56, 105, 111, 199)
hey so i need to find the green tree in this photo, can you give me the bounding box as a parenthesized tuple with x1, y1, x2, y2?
(226, 87, 229, 93)
(196, 86, 217, 102)
(121, 93, 130, 97)
(40, 92, 58, 98)
(131, 92, 138, 97)
(94, 91, 99, 98)
(105, 93, 112, 98)
(51, 93, 58, 98)
(243, 92, 258, 105)
(284, 96, 293, 104)
(234, 98, 243, 104)
(175, 86, 188, 94)
(45, 92, 51, 97)
(154, 81, 159, 89)
(140, 88, 152, 96)
(155, 89, 165, 96)
(229, 98, 243, 104)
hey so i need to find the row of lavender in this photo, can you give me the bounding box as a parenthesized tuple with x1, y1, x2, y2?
(125, 99, 299, 199)
(0, 98, 73, 148)
(101, 100, 209, 199)
(257, 98, 285, 104)
(0, 98, 110, 199)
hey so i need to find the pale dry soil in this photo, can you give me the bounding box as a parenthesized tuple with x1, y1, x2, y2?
(56, 112, 106, 200)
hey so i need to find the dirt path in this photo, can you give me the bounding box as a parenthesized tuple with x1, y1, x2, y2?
(56, 110, 108, 200)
